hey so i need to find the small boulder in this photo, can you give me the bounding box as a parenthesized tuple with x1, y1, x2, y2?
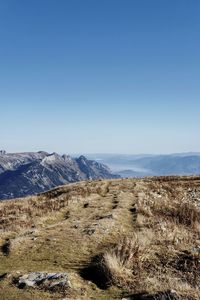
(15, 272, 70, 291)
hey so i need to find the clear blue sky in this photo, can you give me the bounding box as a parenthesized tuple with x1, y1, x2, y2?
(0, 0, 200, 154)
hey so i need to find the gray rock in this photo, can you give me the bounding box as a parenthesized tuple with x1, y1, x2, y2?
(49, 280, 66, 290)
(16, 272, 70, 291)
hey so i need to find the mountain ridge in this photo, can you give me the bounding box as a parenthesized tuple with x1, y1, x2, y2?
(0, 151, 118, 200)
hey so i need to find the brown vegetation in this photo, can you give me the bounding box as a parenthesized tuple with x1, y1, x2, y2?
(0, 177, 199, 299)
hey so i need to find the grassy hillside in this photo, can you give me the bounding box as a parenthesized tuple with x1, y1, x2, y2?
(0, 177, 199, 299)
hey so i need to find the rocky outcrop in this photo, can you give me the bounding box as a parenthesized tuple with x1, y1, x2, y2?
(15, 272, 70, 291)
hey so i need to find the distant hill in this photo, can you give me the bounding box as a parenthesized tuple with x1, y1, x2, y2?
(85, 153, 200, 177)
(0, 151, 118, 200)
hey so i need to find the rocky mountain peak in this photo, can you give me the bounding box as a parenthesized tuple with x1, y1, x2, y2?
(0, 150, 6, 155)
(77, 155, 87, 161)
(0, 151, 119, 200)
(41, 152, 61, 164)
(62, 154, 73, 162)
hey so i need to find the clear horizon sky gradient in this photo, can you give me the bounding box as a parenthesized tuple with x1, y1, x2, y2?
(0, 0, 200, 154)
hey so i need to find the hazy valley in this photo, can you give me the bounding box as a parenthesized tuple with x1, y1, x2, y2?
(86, 153, 200, 178)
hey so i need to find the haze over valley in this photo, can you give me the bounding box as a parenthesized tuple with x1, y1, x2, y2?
(86, 153, 200, 178)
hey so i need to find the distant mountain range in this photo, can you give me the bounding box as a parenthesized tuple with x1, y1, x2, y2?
(0, 151, 118, 200)
(1, 151, 200, 200)
(85, 153, 200, 178)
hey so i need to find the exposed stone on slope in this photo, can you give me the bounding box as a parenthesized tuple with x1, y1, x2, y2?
(15, 272, 70, 291)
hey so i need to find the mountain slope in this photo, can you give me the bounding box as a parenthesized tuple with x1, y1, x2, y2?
(0, 177, 199, 299)
(0, 151, 118, 200)
(0, 151, 48, 174)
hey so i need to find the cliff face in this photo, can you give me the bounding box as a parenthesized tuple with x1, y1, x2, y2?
(0, 151, 118, 200)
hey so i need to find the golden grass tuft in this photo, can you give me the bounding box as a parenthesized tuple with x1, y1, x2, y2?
(99, 234, 150, 288)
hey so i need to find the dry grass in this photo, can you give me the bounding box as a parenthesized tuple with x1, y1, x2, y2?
(0, 181, 103, 232)
(172, 201, 200, 228)
(79, 233, 150, 291)
(0, 177, 200, 299)
(100, 234, 148, 287)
